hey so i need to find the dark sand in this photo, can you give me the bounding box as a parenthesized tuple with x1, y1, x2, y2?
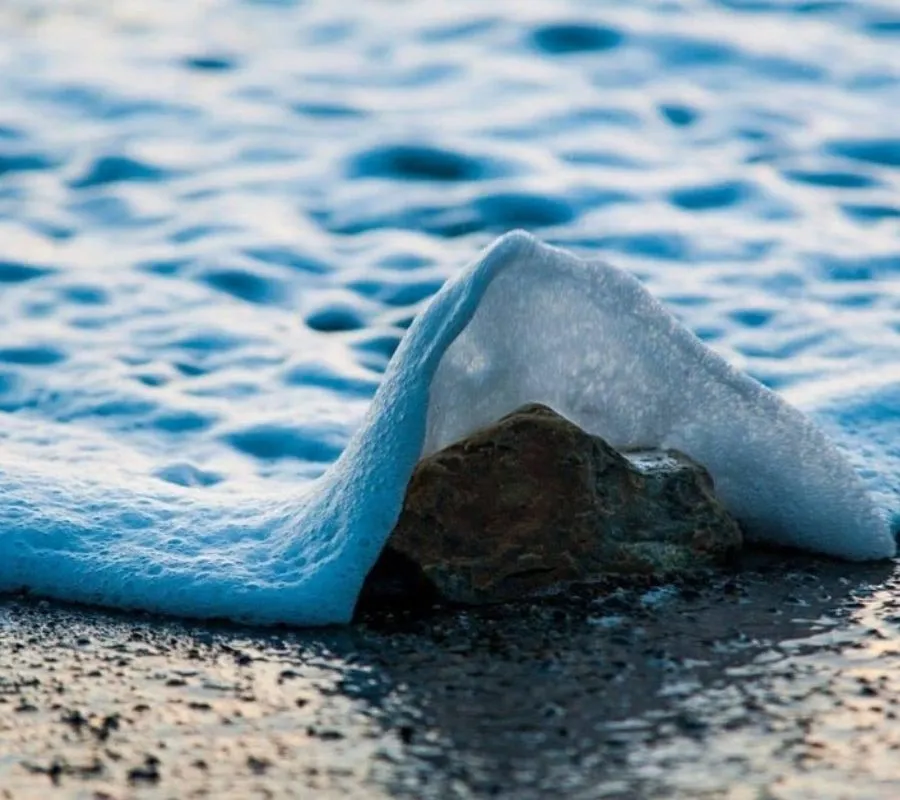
(2, 552, 900, 799)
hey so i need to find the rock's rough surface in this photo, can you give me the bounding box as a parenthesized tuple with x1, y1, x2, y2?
(361, 403, 742, 607)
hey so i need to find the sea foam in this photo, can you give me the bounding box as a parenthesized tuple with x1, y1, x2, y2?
(0, 232, 893, 625)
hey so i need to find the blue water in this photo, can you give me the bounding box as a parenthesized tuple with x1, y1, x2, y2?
(0, 0, 898, 622)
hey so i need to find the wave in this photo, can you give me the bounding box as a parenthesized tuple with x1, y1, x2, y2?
(0, 232, 893, 625)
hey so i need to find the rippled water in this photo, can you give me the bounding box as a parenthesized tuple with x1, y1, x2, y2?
(0, 0, 898, 582)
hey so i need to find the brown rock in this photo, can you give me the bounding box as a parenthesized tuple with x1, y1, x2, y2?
(360, 403, 742, 607)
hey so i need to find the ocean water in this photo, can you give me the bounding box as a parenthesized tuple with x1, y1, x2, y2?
(0, 0, 898, 624)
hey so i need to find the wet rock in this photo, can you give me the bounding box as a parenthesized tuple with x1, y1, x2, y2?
(361, 403, 741, 607)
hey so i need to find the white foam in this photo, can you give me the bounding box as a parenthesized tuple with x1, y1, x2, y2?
(0, 232, 893, 625)
(425, 233, 895, 561)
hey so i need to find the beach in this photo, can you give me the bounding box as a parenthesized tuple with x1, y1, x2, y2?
(1, 0, 899, 795)
(3, 552, 899, 799)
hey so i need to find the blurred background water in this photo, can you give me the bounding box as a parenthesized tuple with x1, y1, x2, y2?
(0, 0, 897, 510)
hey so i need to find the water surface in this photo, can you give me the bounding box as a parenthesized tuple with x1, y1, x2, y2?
(0, 0, 898, 577)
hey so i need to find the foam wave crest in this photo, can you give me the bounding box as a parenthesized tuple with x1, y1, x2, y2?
(0, 233, 893, 625)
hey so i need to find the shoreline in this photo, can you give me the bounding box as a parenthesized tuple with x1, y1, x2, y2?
(2, 551, 899, 798)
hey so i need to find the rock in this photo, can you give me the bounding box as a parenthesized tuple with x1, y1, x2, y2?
(360, 403, 742, 608)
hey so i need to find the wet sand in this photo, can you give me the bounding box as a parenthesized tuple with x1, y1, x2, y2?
(2, 552, 900, 799)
